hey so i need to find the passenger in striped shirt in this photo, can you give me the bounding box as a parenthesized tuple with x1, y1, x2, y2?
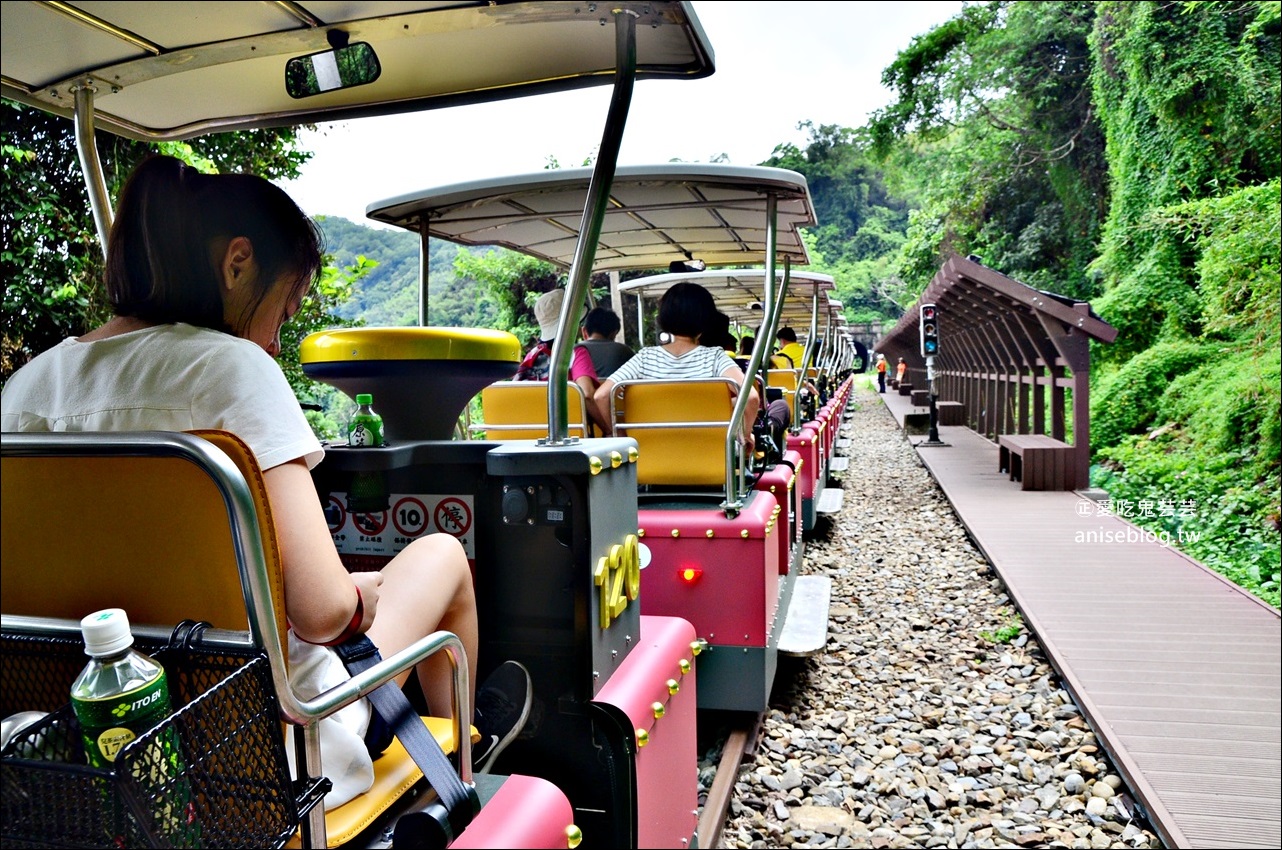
(593, 281, 759, 451)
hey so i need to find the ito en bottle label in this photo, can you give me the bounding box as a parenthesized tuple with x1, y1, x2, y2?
(349, 414, 384, 446)
(72, 670, 170, 766)
(349, 395, 385, 447)
(72, 670, 200, 845)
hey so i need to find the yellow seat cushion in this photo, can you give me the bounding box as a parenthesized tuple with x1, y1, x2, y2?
(287, 718, 480, 848)
(767, 370, 799, 422)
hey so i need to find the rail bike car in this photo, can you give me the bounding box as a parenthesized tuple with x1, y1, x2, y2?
(359, 166, 837, 713)
(608, 272, 855, 710)
(615, 270, 854, 536)
(297, 329, 702, 850)
(1, 3, 718, 848)
(776, 295, 856, 525)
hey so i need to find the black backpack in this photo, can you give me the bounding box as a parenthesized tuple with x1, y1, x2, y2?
(514, 340, 552, 381)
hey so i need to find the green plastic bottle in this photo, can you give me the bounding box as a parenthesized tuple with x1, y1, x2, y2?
(349, 393, 385, 447)
(70, 609, 199, 845)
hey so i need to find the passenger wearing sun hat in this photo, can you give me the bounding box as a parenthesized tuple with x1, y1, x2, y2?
(533, 287, 567, 342)
(514, 288, 609, 434)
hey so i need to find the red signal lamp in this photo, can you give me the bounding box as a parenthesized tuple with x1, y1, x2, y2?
(678, 566, 703, 585)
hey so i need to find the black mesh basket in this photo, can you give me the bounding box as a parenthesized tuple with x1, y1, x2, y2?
(1, 629, 314, 849)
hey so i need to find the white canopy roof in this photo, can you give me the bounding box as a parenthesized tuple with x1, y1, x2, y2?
(366, 164, 816, 272)
(0, 1, 713, 141)
(616, 269, 837, 327)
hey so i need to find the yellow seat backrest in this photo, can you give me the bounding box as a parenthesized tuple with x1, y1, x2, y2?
(1, 430, 465, 849)
(0, 429, 288, 650)
(611, 378, 736, 487)
(474, 381, 591, 440)
(767, 369, 799, 421)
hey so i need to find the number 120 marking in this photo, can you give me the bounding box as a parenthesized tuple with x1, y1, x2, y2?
(594, 535, 641, 630)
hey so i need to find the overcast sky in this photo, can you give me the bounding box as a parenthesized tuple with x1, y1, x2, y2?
(279, 1, 966, 226)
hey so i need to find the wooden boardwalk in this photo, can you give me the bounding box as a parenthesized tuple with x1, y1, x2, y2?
(875, 385, 1281, 849)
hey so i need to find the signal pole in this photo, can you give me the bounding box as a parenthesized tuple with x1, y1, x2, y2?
(917, 304, 949, 448)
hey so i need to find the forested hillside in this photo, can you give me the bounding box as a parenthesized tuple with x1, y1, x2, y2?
(857, 0, 1280, 604)
(2, 1, 1277, 603)
(316, 217, 504, 329)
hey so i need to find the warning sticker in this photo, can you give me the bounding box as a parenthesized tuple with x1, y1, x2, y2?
(433, 498, 472, 537)
(328, 493, 475, 559)
(324, 495, 346, 534)
(392, 497, 429, 537)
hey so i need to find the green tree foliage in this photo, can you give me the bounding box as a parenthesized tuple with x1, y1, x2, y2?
(2, 102, 119, 377)
(316, 217, 503, 329)
(279, 254, 371, 440)
(0, 100, 314, 382)
(763, 123, 912, 323)
(1083, 0, 1281, 606)
(868, 0, 1280, 603)
(452, 248, 564, 349)
(1086, 1, 1280, 479)
(1089, 0, 1281, 360)
(1090, 340, 1213, 450)
(870, 1, 1107, 298)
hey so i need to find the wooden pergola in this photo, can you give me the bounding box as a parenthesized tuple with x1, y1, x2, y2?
(876, 254, 1118, 487)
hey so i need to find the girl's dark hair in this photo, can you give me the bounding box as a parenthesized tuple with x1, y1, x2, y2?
(104, 154, 324, 333)
(702, 310, 735, 351)
(657, 281, 716, 339)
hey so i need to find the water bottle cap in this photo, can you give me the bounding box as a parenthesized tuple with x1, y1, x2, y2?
(80, 608, 134, 657)
(356, 393, 373, 405)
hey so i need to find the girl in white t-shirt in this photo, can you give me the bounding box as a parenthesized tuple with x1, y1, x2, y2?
(0, 155, 527, 807)
(593, 281, 759, 449)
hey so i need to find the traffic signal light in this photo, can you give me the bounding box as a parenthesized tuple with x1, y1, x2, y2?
(919, 303, 940, 356)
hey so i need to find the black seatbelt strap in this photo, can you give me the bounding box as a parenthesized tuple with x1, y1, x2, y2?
(335, 636, 478, 845)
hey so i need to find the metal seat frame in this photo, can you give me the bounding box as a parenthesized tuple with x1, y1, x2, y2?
(0, 430, 471, 848)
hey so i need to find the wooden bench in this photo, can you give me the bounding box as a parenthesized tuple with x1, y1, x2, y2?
(936, 401, 966, 426)
(910, 389, 930, 407)
(897, 383, 914, 397)
(998, 434, 1077, 490)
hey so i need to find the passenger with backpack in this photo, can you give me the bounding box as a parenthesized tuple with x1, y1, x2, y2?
(516, 288, 610, 435)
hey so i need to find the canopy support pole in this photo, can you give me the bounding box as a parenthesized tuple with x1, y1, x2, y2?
(545, 8, 638, 444)
(72, 80, 113, 257)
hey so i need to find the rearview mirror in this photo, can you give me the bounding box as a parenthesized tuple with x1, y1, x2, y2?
(668, 259, 707, 274)
(285, 42, 381, 99)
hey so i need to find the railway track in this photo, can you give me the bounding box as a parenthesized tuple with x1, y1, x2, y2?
(698, 712, 766, 849)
